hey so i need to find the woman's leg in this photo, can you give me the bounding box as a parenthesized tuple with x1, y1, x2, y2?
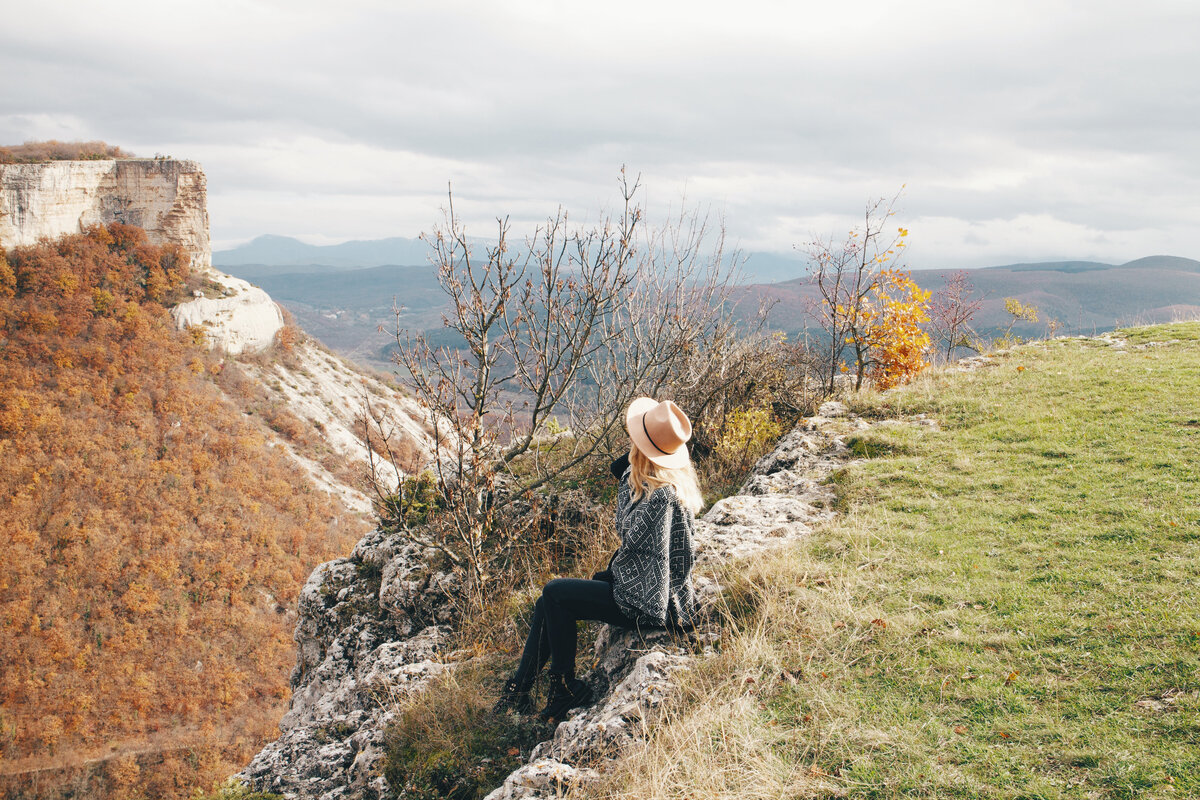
(540, 577, 635, 678)
(509, 596, 552, 691)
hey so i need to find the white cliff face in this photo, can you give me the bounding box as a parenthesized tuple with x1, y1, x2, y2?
(0, 158, 287, 356)
(171, 269, 286, 355)
(0, 159, 211, 268)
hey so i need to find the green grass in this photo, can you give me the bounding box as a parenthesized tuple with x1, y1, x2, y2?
(591, 324, 1200, 799)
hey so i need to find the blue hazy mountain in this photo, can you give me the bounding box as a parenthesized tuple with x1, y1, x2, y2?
(217, 232, 1200, 372)
(215, 235, 435, 270)
(218, 235, 813, 283)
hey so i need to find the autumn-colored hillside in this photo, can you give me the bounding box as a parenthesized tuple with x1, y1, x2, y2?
(0, 226, 365, 798)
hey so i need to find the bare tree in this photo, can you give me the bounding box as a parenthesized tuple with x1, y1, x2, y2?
(928, 270, 983, 362)
(371, 172, 744, 605)
(803, 192, 908, 393)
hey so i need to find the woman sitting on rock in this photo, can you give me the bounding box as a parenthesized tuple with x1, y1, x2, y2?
(495, 397, 702, 722)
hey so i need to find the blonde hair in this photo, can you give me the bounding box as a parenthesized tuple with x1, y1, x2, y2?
(628, 445, 704, 515)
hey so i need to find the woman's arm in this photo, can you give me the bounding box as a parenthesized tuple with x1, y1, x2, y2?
(610, 453, 629, 480)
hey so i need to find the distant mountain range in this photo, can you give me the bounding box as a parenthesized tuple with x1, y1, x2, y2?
(741, 255, 1200, 342)
(215, 234, 435, 271)
(215, 234, 816, 284)
(215, 235, 1200, 286)
(211, 235, 816, 284)
(217, 235, 1200, 370)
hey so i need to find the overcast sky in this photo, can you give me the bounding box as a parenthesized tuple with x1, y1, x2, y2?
(3, 0, 1198, 267)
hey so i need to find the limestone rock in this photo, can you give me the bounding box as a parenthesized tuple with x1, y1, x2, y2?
(238, 532, 458, 800)
(485, 647, 694, 800)
(0, 159, 211, 268)
(170, 269, 285, 355)
(483, 760, 600, 800)
(817, 400, 848, 417)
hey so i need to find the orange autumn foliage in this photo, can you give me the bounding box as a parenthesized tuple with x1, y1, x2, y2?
(0, 140, 133, 163)
(0, 225, 366, 798)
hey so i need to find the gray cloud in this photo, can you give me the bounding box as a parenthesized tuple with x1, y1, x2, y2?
(3, 0, 1199, 266)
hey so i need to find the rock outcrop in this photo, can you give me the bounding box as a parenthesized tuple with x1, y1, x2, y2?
(238, 529, 460, 799)
(0, 158, 211, 268)
(0, 158, 292, 354)
(240, 401, 873, 800)
(171, 270, 286, 355)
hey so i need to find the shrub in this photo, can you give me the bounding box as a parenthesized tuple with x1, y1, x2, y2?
(0, 140, 132, 163)
(376, 471, 442, 530)
(711, 404, 784, 482)
(864, 269, 931, 390)
(995, 296, 1040, 347)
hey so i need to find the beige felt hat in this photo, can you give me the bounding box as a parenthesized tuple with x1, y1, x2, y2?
(626, 397, 692, 468)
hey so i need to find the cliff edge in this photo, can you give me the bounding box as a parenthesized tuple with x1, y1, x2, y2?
(0, 158, 296, 354)
(239, 401, 881, 799)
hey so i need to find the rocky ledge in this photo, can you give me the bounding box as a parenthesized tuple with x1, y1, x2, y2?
(241, 401, 874, 799)
(171, 268, 286, 355)
(484, 401, 864, 799)
(238, 529, 459, 799)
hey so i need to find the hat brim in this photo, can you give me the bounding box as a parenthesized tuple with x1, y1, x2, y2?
(626, 397, 691, 468)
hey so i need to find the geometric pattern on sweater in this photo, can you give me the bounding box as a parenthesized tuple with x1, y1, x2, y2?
(610, 468, 697, 627)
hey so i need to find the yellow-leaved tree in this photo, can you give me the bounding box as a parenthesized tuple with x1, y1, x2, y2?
(838, 268, 931, 390)
(864, 269, 932, 390)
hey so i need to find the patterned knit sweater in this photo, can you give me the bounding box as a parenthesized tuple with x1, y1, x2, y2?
(609, 467, 698, 628)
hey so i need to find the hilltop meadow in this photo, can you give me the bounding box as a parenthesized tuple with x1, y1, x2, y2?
(584, 323, 1200, 799)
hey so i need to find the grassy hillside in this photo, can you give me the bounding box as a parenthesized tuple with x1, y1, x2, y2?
(591, 323, 1200, 798)
(0, 226, 366, 799)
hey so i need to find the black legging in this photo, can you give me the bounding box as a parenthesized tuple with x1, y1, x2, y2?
(511, 577, 637, 687)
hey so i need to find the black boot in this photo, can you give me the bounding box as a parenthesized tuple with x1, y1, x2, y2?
(493, 676, 534, 715)
(539, 673, 593, 723)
